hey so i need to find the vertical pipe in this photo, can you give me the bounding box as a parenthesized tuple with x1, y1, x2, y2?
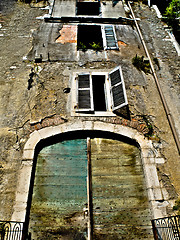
(128, 1, 180, 155)
(87, 137, 93, 240)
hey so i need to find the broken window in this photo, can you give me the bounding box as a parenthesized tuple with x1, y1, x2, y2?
(76, 1, 101, 16)
(77, 24, 118, 51)
(77, 25, 103, 51)
(75, 66, 128, 113)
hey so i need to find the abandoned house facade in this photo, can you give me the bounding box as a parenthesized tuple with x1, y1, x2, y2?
(0, 0, 180, 239)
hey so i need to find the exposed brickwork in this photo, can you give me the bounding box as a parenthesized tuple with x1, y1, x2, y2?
(27, 115, 150, 136)
(29, 115, 67, 132)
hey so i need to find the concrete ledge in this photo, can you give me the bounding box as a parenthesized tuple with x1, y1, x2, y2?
(148, 187, 163, 201)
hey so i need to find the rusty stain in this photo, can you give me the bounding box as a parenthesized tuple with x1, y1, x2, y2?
(118, 40, 127, 47)
(56, 25, 77, 44)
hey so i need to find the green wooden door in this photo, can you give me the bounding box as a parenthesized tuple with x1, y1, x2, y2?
(29, 139, 88, 239)
(91, 138, 153, 240)
(29, 137, 153, 239)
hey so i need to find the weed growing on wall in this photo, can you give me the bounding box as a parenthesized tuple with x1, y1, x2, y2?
(132, 55, 151, 74)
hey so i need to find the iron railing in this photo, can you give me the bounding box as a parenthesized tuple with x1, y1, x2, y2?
(152, 215, 180, 240)
(0, 221, 30, 240)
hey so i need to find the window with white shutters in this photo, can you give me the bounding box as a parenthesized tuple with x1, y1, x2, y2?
(74, 67, 128, 114)
(109, 66, 128, 111)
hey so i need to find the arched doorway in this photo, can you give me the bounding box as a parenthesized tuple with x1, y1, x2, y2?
(28, 132, 153, 239)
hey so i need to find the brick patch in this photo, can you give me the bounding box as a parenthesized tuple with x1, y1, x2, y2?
(29, 115, 66, 133)
(26, 115, 150, 137)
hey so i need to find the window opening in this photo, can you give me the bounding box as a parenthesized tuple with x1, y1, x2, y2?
(76, 1, 100, 16)
(75, 66, 128, 114)
(92, 75, 106, 111)
(77, 25, 103, 51)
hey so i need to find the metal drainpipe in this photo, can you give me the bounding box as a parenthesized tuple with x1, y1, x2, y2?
(87, 137, 93, 240)
(128, 1, 180, 155)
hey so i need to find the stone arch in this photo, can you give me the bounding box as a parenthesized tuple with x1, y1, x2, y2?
(11, 120, 167, 223)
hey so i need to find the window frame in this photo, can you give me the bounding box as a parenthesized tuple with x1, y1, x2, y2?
(71, 67, 128, 116)
(76, 1, 102, 17)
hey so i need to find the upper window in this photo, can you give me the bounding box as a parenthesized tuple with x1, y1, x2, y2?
(73, 66, 128, 115)
(77, 25, 103, 51)
(76, 1, 101, 16)
(77, 24, 119, 51)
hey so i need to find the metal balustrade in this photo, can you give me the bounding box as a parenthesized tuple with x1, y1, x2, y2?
(152, 215, 180, 240)
(0, 221, 30, 240)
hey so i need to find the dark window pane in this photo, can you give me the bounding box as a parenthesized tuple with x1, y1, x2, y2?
(79, 74, 90, 88)
(110, 69, 121, 86)
(78, 89, 91, 109)
(112, 84, 125, 107)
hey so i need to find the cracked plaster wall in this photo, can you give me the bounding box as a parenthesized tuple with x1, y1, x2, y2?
(0, 0, 179, 224)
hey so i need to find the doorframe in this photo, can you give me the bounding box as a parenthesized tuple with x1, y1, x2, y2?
(11, 120, 167, 226)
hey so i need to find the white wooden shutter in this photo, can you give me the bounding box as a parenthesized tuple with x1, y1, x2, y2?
(76, 73, 94, 112)
(103, 25, 119, 50)
(109, 66, 128, 111)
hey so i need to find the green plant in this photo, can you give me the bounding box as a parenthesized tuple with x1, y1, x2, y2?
(89, 42, 102, 51)
(132, 55, 151, 74)
(78, 42, 87, 51)
(163, 0, 180, 30)
(173, 199, 180, 214)
(142, 115, 153, 138)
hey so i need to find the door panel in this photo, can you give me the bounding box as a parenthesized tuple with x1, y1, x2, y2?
(29, 139, 88, 240)
(91, 138, 152, 240)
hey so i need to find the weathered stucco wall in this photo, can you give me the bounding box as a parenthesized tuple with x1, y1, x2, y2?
(0, 1, 179, 236)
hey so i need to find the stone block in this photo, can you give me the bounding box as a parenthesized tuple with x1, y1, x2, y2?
(142, 157, 155, 165)
(23, 149, 34, 160)
(143, 164, 160, 188)
(38, 126, 59, 139)
(84, 121, 94, 131)
(151, 201, 165, 219)
(93, 121, 115, 133)
(11, 205, 26, 222)
(24, 130, 41, 151)
(148, 187, 163, 201)
(115, 124, 137, 139)
(135, 134, 153, 149)
(155, 158, 165, 164)
(141, 148, 155, 158)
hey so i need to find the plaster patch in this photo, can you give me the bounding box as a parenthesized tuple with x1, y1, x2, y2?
(56, 25, 77, 44)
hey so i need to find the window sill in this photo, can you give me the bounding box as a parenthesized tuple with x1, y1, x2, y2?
(71, 111, 116, 117)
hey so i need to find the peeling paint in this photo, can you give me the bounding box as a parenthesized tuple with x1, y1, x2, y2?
(56, 25, 77, 44)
